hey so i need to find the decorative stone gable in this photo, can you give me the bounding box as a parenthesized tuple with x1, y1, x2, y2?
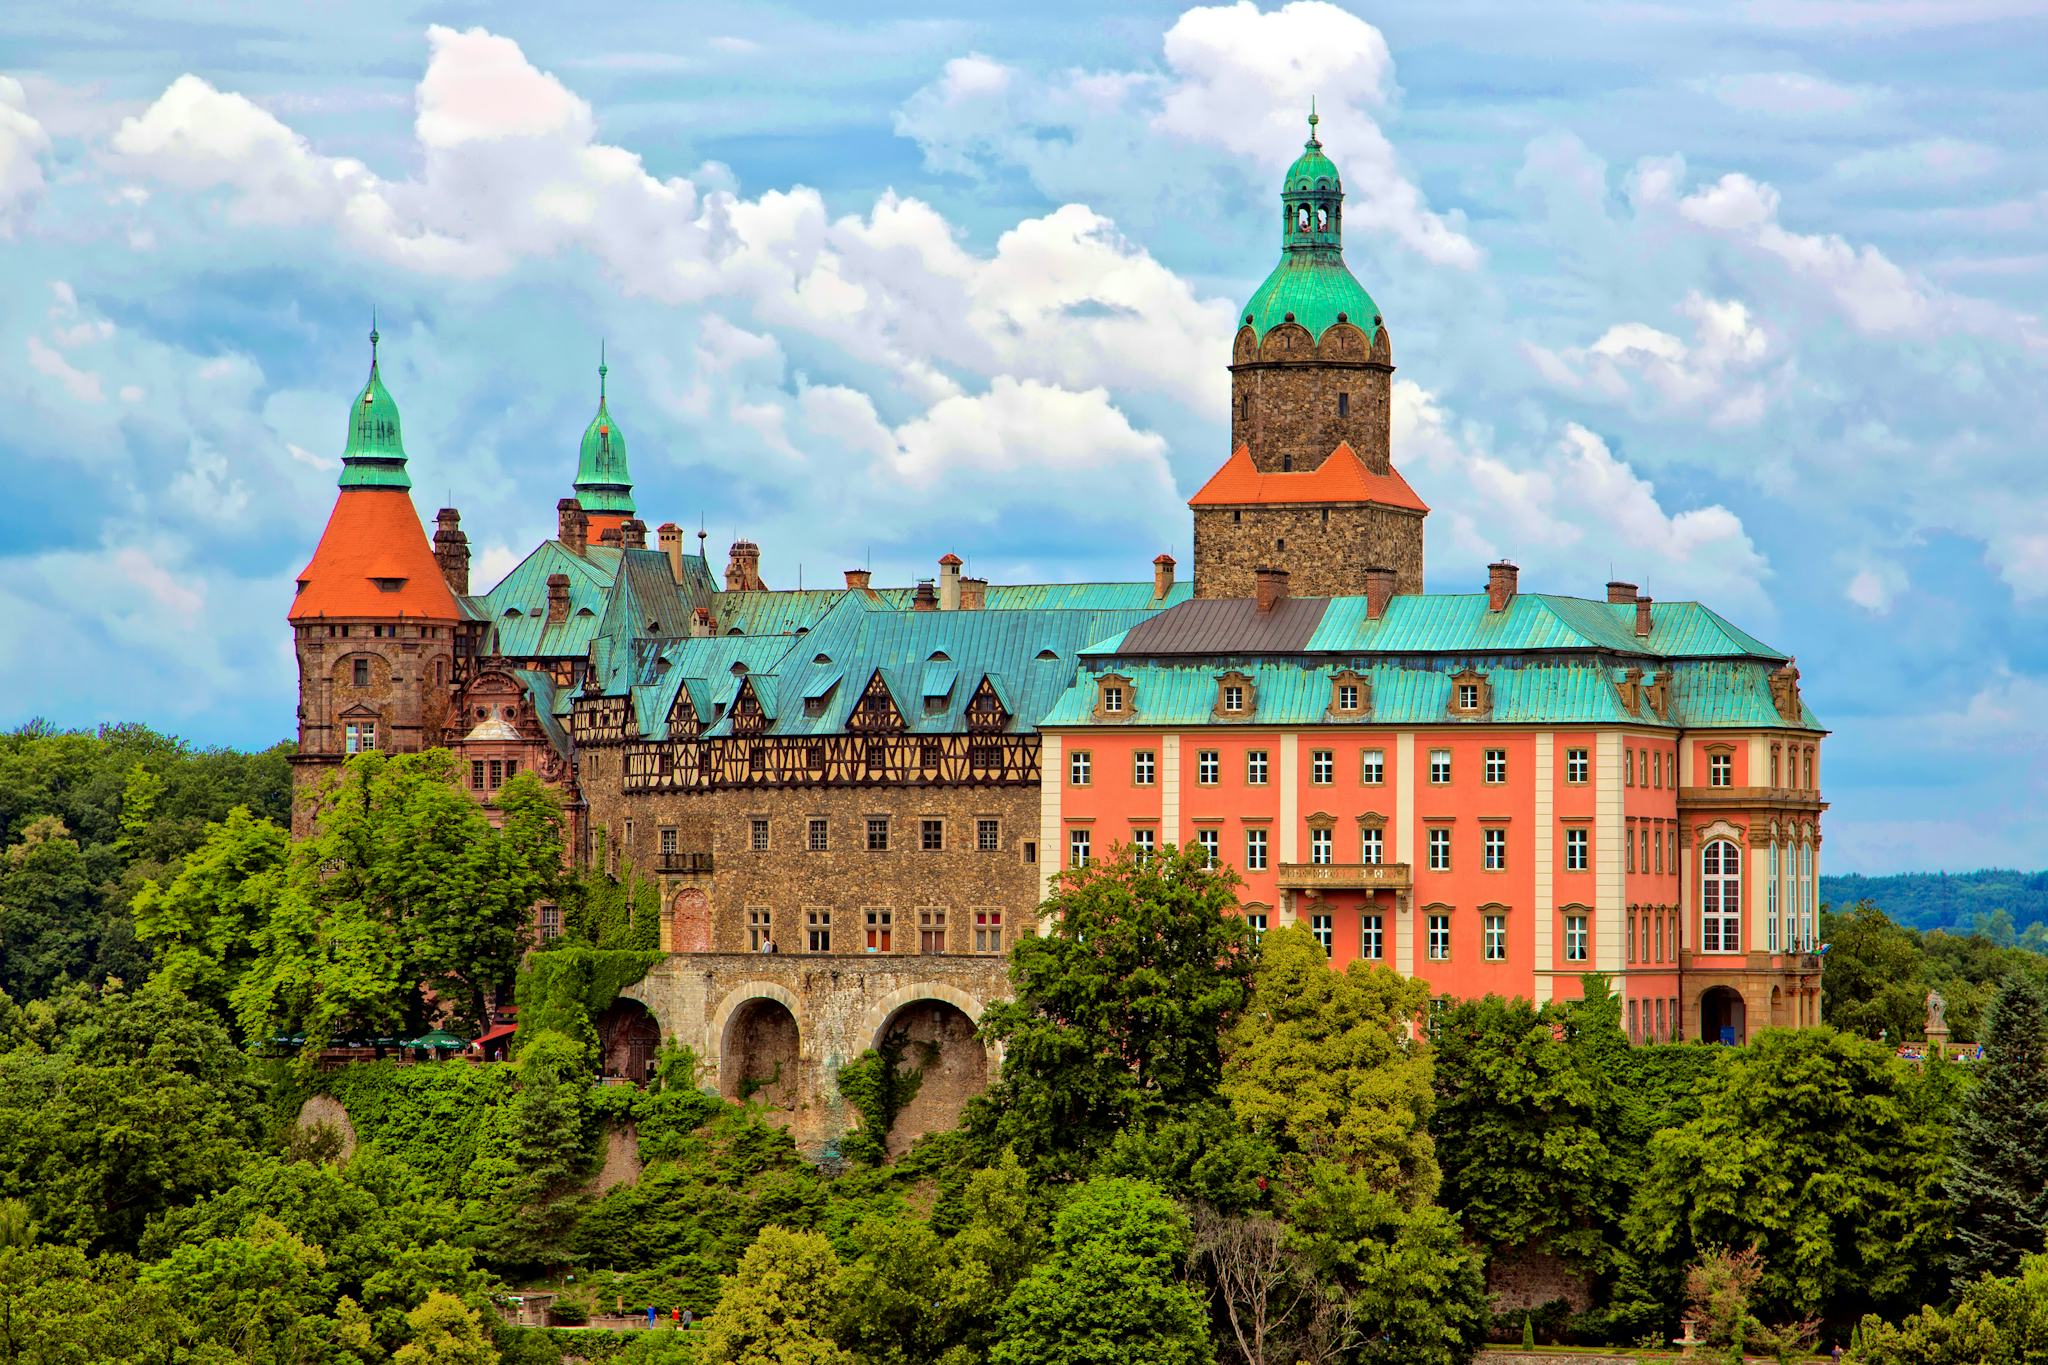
(1769, 660, 1803, 724)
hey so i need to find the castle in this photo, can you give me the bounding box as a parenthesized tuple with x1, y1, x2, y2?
(290, 116, 1827, 1153)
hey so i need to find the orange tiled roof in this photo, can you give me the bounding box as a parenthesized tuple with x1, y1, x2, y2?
(1186, 443, 1429, 513)
(289, 488, 464, 621)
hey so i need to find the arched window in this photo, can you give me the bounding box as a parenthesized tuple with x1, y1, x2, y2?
(1700, 838, 1742, 953)
(1799, 841, 1814, 951)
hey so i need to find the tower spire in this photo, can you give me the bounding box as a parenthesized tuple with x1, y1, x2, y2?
(338, 322, 411, 489)
(574, 344, 635, 530)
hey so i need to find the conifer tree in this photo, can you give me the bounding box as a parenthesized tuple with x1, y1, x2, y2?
(1946, 975, 2048, 1289)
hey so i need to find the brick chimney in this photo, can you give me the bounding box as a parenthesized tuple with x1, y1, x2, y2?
(844, 568, 871, 592)
(690, 606, 714, 638)
(656, 523, 684, 583)
(1365, 566, 1397, 620)
(599, 526, 622, 547)
(1635, 594, 1654, 638)
(959, 576, 987, 610)
(620, 518, 646, 550)
(1487, 561, 1519, 613)
(912, 579, 938, 612)
(938, 553, 962, 611)
(725, 540, 763, 591)
(557, 497, 588, 548)
(432, 507, 470, 595)
(1254, 566, 1289, 613)
(1606, 580, 1638, 605)
(546, 572, 570, 624)
(1153, 553, 1176, 602)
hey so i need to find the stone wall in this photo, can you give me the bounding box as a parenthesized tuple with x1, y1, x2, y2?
(622, 951, 1011, 1156)
(584, 781, 1044, 958)
(1192, 503, 1424, 599)
(1230, 359, 1393, 473)
(1485, 1242, 1593, 1313)
(290, 621, 457, 833)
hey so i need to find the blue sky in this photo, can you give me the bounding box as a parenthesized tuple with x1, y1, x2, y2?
(1, 1, 2044, 872)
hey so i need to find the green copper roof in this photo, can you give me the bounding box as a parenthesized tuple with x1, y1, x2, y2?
(1241, 111, 1382, 343)
(574, 354, 634, 515)
(338, 325, 412, 490)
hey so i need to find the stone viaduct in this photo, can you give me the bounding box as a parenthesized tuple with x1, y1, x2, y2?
(620, 952, 1013, 1157)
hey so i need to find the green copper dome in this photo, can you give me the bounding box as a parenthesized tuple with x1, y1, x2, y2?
(1240, 110, 1381, 344)
(338, 324, 412, 490)
(573, 354, 635, 515)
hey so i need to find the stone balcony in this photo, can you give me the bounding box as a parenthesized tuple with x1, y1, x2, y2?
(1276, 862, 1412, 891)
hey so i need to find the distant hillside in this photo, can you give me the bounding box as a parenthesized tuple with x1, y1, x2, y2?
(1822, 868, 2048, 939)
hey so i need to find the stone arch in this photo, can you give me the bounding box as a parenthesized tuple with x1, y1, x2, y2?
(859, 985, 992, 1155)
(711, 983, 806, 1118)
(1700, 985, 1746, 1046)
(1316, 321, 1370, 360)
(595, 997, 660, 1082)
(669, 888, 711, 953)
(1232, 325, 1259, 363)
(1258, 322, 1315, 361)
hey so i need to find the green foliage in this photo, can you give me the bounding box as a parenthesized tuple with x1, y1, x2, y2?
(513, 947, 663, 1062)
(0, 978, 258, 1253)
(973, 842, 1256, 1175)
(836, 1031, 930, 1168)
(1823, 901, 2048, 1043)
(393, 1290, 501, 1365)
(1822, 869, 2048, 939)
(1629, 1027, 1957, 1329)
(993, 1177, 1212, 1365)
(1943, 974, 2048, 1289)
(559, 853, 664, 951)
(0, 720, 292, 1002)
(1850, 1253, 2048, 1365)
(1223, 924, 1437, 1200)
(696, 1225, 854, 1365)
(131, 805, 290, 1028)
(233, 752, 567, 1052)
(1284, 1159, 1490, 1365)
(0, 1244, 212, 1360)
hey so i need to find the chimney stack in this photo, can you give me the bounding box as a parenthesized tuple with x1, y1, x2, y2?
(1153, 553, 1176, 602)
(1365, 566, 1397, 620)
(725, 540, 763, 591)
(657, 523, 684, 583)
(938, 553, 963, 611)
(1606, 580, 1639, 605)
(620, 518, 646, 550)
(557, 498, 589, 548)
(1487, 561, 1519, 613)
(1254, 566, 1289, 613)
(599, 526, 622, 547)
(960, 576, 987, 610)
(545, 572, 570, 624)
(912, 579, 938, 612)
(1635, 594, 1654, 638)
(844, 568, 873, 594)
(433, 507, 470, 595)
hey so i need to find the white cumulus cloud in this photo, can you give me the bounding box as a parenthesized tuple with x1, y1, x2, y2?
(0, 76, 52, 234)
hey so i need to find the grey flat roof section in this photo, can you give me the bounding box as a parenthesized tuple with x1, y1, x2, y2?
(1116, 596, 1330, 655)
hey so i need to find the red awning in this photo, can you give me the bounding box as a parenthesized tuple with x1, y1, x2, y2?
(471, 1023, 517, 1047)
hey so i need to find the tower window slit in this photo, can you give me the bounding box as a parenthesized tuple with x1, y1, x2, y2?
(1338, 392, 1349, 416)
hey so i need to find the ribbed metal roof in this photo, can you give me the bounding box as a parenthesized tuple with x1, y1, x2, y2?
(1119, 597, 1330, 654)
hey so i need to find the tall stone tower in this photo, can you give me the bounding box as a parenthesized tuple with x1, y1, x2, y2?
(287, 326, 465, 829)
(1190, 112, 1428, 598)
(571, 351, 636, 545)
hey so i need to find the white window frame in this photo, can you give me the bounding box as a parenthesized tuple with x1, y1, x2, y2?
(1484, 749, 1507, 784)
(1197, 750, 1220, 785)
(1484, 913, 1506, 962)
(1700, 838, 1743, 953)
(1310, 827, 1333, 865)
(1427, 827, 1450, 872)
(1767, 842, 1780, 952)
(1360, 914, 1383, 960)
(1196, 829, 1219, 867)
(1133, 750, 1155, 785)
(1246, 750, 1269, 785)
(1565, 914, 1588, 962)
(1311, 913, 1333, 956)
(1311, 749, 1334, 785)
(1070, 751, 1091, 786)
(1069, 829, 1091, 868)
(1362, 749, 1385, 785)
(1565, 827, 1588, 872)
(1245, 828, 1268, 871)
(1429, 749, 1452, 785)
(1361, 828, 1384, 865)
(1132, 828, 1155, 862)
(1566, 748, 1589, 784)
(1484, 827, 1506, 871)
(1709, 752, 1733, 788)
(1427, 914, 1451, 961)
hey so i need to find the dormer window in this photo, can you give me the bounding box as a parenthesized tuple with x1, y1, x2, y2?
(1447, 668, 1493, 718)
(1213, 671, 1256, 719)
(1330, 671, 1367, 717)
(1093, 673, 1135, 721)
(1340, 684, 1357, 708)
(373, 577, 404, 592)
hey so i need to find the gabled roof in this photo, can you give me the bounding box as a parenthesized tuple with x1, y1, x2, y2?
(1187, 443, 1428, 511)
(290, 488, 464, 621)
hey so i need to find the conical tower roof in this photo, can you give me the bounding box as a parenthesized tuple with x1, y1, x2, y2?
(290, 327, 460, 622)
(1240, 109, 1381, 343)
(573, 350, 635, 516)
